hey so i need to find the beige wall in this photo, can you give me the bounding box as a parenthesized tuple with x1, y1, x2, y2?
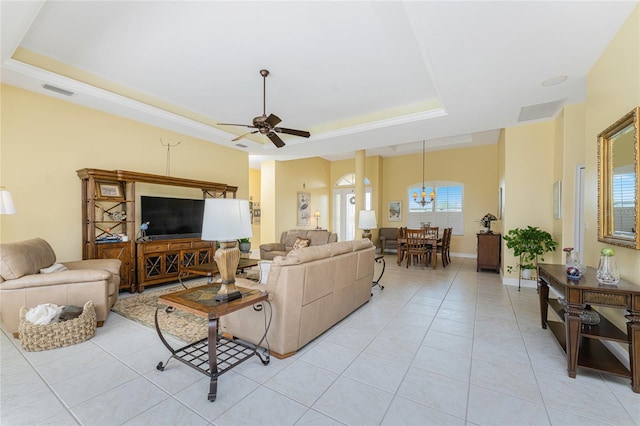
(260, 157, 331, 243)
(502, 121, 558, 278)
(585, 4, 640, 281)
(381, 144, 499, 255)
(249, 168, 261, 246)
(0, 84, 248, 261)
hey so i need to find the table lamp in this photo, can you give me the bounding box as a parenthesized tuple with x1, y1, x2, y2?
(358, 210, 377, 240)
(314, 211, 321, 229)
(201, 198, 252, 302)
(0, 188, 16, 214)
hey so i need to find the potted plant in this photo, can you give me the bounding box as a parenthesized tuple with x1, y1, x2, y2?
(478, 213, 498, 233)
(504, 226, 557, 279)
(238, 238, 251, 253)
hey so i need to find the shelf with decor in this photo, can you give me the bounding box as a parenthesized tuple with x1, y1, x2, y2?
(77, 168, 238, 293)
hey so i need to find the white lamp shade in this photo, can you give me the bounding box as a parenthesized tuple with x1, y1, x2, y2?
(201, 198, 252, 242)
(358, 210, 377, 230)
(0, 190, 16, 214)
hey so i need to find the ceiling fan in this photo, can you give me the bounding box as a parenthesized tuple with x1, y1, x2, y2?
(218, 69, 311, 148)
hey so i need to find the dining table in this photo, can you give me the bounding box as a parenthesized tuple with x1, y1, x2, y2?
(396, 235, 442, 269)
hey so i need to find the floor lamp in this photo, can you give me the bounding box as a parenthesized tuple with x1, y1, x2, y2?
(201, 198, 252, 302)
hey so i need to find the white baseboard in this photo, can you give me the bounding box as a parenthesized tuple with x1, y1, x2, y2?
(502, 277, 538, 289)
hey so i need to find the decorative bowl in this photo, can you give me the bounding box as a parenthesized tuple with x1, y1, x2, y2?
(566, 266, 583, 280)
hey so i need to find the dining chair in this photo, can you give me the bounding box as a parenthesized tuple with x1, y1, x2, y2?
(436, 227, 452, 267)
(405, 228, 429, 268)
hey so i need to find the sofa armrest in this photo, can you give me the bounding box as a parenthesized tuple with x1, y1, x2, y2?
(0, 269, 112, 290)
(63, 259, 121, 276)
(259, 243, 285, 253)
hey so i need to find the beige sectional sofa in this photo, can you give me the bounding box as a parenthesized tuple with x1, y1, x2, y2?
(221, 239, 375, 358)
(0, 238, 120, 337)
(259, 229, 338, 260)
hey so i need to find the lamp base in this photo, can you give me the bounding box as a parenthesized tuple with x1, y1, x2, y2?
(214, 284, 242, 302)
(362, 229, 372, 240)
(213, 241, 243, 303)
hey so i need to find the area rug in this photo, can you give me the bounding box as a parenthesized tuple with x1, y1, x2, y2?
(111, 281, 208, 343)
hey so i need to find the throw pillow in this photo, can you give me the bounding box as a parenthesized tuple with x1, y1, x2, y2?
(292, 237, 310, 250)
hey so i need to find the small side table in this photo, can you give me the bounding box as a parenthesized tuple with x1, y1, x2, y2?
(372, 255, 385, 290)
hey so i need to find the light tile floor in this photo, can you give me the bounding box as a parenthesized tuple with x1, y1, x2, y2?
(2, 256, 639, 425)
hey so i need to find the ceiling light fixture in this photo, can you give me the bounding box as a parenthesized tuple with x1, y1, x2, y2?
(542, 75, 568, 87)
(413, 140, 435, 207)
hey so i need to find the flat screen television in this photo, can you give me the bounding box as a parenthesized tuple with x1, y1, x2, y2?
(141, 196, 204, 240)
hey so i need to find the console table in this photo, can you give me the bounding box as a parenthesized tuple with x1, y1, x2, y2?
(538, 264, 640, 393)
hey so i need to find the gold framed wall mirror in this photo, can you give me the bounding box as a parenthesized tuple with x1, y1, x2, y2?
(598, 106, 639, 249)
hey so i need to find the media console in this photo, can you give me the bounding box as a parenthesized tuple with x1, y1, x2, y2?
(77, 168, 237, 292)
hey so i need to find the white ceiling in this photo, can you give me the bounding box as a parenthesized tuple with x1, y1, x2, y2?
(1, 1, 637, 169)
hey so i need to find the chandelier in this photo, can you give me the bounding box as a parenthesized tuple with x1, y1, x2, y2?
(413, 140, 435, 207)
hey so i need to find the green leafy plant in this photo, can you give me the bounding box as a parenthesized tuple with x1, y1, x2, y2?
(238, 238, 250, 243)
(503, 226, 557, 274)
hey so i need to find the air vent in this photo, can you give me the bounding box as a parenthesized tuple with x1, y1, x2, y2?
(235, 143, 248, 148)
(518, 100, 564, 122)
(42, 84, 74, 97)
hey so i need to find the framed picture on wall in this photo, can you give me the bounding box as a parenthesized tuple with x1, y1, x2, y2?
(297, 192, 311, 226)
(388, 201, 402, 222)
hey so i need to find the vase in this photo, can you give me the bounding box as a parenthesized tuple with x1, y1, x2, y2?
(521, 268, 533, 280)
(565, 250, 586, 279)
(596, 254, 620, 285)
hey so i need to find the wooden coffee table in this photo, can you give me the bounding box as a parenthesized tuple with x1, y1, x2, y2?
(155, 283, 270, 401)
(179, 258, 260, 286)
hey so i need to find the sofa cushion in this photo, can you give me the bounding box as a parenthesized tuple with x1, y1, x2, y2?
(292, 237, 310, 250)
(278, 244, 331, 266)
(0, 238, 57, 280)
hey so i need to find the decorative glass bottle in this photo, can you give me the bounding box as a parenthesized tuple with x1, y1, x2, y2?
(596, 247, 620, 285)
(563, 247, 586, 279)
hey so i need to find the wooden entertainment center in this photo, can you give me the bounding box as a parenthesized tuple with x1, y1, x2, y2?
(77, 168, 237, 292)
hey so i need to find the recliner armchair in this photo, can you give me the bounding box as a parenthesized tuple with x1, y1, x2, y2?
(379, 227, 401, 253)
(0, 238, 120, 337)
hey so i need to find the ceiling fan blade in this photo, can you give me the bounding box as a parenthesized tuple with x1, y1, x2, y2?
(274, 127, 311, 138)
(218, 123, 257, 129)
(267, 131, 286, 148)
(232, 130, 259, 142)
(264, 114, 282, 128)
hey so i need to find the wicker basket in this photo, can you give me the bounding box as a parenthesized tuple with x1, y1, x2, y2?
(19, 301, 96, 351)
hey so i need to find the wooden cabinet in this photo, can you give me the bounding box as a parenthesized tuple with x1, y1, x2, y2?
(477, 233, 501, 273)
(77, 168, 237, 293)
(136, 238, 215, 291)
(538, 264, 640, 393)
(96, 242, 134, 292)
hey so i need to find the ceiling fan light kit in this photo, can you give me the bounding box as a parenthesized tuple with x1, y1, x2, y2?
(219, 69, 310, 148)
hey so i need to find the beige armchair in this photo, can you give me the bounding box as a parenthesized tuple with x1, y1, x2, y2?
(379, 227, 400, 253)
(0, 238, 120, 337)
